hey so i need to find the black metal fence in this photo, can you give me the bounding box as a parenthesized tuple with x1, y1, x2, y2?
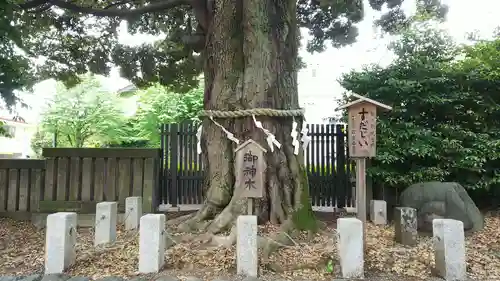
(159, 121, 354, 207)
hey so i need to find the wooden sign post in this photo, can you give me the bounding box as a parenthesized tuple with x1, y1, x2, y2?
(234, 139, 267, 214)
(336, 93, 392, 226)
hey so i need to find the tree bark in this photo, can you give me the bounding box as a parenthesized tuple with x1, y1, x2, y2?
(180, 0, 317, 236)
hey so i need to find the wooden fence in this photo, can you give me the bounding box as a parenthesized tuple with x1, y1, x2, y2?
(0, 159, 45, 213)
(40, 148, 160, 213)
(306, 124, 354, 207)
(0, 148, 161, 215)
(159, 121, 355, 207)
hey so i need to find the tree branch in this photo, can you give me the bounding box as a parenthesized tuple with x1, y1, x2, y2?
(19, 0, 190, 18)
(18, 0, 48, 9)
(191, 0, 208, 31)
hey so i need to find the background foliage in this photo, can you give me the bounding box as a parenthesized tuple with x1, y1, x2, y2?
(339, 21, 500, 207)
(0, 122, 7, 137)
(35, 75, 127, 150)
(31, 77, 203, 153)
(0, 0, 448, 104)
(129, 82, 203, 146)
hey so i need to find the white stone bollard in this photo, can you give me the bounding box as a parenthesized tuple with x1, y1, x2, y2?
(433, 219, 466, 281)
(337, 218, 364, 278)
(45, 212, 77, 274)
(236, 215, 258, 277)
(139, 214, 166, 273)
(94, 201, 118, 246)
(125, 196, 142, 230)
(370, 200, 387, 225)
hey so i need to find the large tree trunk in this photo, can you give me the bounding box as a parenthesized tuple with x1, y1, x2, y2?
(179, 0, 317, 238)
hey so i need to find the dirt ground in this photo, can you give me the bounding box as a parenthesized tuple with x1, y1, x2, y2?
(1, 211, 499, 281)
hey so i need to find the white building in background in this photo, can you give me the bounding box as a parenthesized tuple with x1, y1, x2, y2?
(0, 116, 37, 157)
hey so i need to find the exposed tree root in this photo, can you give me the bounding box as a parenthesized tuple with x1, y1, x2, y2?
(166, 213, 196, 226)
(264, 258, 329, 273)
(262, 219, 296, 260)
(176, 203, 219, 233)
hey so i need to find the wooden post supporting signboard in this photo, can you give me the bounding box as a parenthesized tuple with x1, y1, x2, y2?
(356, 158, 366, 223)
(234, 139, 267, 215)
(336, 93, 392, 245)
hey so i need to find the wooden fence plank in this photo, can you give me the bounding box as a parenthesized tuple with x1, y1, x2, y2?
(44, 158, 56, 201)
(132, 158, 144, 197)
(163, 124, 171, 203)
(170, 123, 179, 206)
(81, 158, 92, 201)
(18, 169, 30, 211)
(330, 125, 337, 206)
(30, 169, 43, 212)
(104, 158, 117, 201)
(94, 158, 105, 201)
(56, 157, 68, 201)
(117, 158, 131, 201)
(0, 169, 7, 211)
(7, 169, 18, 211)
(142, 158, 156, 213)
(319, 123, 326, 206)
(69, 157, 81, 200)
(335, 124, 347, 208)
(325, 124, 332, 206)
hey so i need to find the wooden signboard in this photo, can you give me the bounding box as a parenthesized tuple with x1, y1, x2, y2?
(234, 139, 267, 199)
(348, 102, 377, 158)
(337, 93, 392, 158)
(336, 93, 392, 228)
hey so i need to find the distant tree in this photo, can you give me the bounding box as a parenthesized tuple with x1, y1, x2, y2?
(30, 129, 55, 158)
(0, 121, 8, 137)
(339, 22, 500, 192)
(131, 83, 203, 146)
(39, 75, 127, 148)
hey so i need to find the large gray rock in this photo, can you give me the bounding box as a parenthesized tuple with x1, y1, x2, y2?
(400, 181, 484, 232)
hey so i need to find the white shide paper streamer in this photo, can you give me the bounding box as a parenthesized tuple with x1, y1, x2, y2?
(196, 125, 203, 154)
(252, 115, 281, 152)
(300, 125, 311, 151)
(209, 116, 240, 145)
(291, 118, 300, 155)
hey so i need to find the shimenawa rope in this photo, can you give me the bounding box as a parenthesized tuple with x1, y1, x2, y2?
(199, 108, 305, 118)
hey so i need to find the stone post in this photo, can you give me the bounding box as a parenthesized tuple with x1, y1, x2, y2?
(394, 207, 417, 246)
(139, 214, 166, 273)
(45, 212, 77, 274)
(236, 215, 258, 277)
(94, 202, 118, 246)
(433, 219, 466, 280)
(370, 200, 387, 225)
(337, 218, 364, 278)
(125, 196, 142, 230)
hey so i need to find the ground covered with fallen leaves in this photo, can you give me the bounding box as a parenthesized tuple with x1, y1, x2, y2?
(0, 213, 499, 280)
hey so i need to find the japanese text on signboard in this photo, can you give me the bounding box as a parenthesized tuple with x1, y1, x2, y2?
(243, 150, 259, 190)
(357, 107, 375, 148)
(348, 103, 376, 157)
